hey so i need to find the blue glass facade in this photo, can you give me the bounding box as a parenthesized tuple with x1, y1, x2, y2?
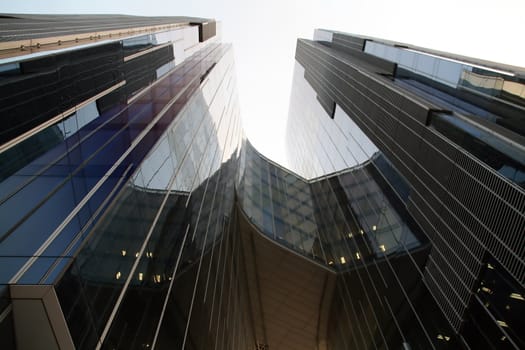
(0, 16, 254, 349)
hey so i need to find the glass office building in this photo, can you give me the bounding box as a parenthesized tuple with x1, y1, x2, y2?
(286, 30, 525, 349)
(0, 14, 252, 349)
(0, 15, 524, 350)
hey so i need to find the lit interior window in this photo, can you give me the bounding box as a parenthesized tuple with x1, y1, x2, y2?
(135, 252, 140, 258)
(379, 244, 386, 252)
(340, 256, 346, 264)
(115, 271, 121, 280)
(510, 293, 524, 301)
(356, 252, 361, 260)
(497, 320, 508, 328)
(138, 272, 144, 281)
(437, 334, 450, 341)
(359, 229, 364, 235)
(372, 225, 377, 231)
(121, 250, 127, 257)
(481, 287, 493, 294)
(347, 232, 353, 238)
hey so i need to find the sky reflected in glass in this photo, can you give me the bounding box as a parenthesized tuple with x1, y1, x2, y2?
(2, 0, 524, 166)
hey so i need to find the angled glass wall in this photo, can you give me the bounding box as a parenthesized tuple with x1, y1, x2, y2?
(288, 30, 525, 349)
(1, 16, 524, 350)
(0, 17, 253, 350)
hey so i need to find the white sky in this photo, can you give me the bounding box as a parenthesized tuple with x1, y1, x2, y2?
(2, 0, 525, 166)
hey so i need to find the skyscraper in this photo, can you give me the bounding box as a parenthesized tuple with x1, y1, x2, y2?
(286, 29, 525, 349)
(0, 14, 524, 350)
(0, 14, 251, 349)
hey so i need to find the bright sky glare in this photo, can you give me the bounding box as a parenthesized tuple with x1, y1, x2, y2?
(2, 0, 524, 166)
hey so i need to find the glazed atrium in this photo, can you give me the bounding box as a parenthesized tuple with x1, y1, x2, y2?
(0, 14, 524, 350)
